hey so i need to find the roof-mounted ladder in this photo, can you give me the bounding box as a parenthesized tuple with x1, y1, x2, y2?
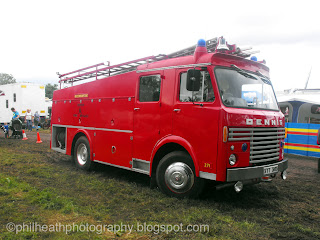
(58, 37, 258, 85)
(58, 55, 167, 85)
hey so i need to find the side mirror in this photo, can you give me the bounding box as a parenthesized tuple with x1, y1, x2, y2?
(186, 69, 201, 91)
(317, 129, 320, 145)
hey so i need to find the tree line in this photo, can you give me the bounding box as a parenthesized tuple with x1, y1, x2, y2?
(0, 73, 58, 99)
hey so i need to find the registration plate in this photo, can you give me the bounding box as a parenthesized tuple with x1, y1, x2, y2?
(263, 165, 278, 175)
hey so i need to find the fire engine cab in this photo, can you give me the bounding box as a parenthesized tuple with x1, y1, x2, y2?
(51, 37, 288, 198)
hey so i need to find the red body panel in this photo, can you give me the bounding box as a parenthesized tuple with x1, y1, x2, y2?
(51, 50, 284, 182)
(151, 135, 200, 175)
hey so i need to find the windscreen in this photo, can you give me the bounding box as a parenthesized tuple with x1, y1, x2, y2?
(215, 68, 279, 111)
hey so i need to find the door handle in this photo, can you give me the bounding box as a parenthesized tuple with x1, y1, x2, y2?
(134, 108, 140, 111)
(173, 109, 181, 112)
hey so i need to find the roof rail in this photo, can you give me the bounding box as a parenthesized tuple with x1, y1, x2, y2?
(58, 55, 167, 84)
(58, 37, 257, 84)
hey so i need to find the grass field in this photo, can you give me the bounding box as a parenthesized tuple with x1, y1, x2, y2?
(0, 131, 319, 239)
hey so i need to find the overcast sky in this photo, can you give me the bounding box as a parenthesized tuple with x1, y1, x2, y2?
(1, 0, 319, 91)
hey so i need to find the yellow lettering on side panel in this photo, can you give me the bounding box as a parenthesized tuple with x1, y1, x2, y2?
(75, 94, 88, 98)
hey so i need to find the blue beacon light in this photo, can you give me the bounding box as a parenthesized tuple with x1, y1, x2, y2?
(197, 39, 206, 47)
(251, 56, 257, 61)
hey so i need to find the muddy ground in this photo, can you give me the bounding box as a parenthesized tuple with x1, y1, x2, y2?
(0, 130, 319, 239)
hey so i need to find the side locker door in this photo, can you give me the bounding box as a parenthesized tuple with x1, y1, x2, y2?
(133, 72, 163, 174)
(92, 98, 113, 164)
(109, 97, 134, 168)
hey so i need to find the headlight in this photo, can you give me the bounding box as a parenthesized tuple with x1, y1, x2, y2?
(229, 154, 237, 166)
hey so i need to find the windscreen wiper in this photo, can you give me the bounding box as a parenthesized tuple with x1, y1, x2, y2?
(255, 70, 271, 84)
(230, 64, 258, 80)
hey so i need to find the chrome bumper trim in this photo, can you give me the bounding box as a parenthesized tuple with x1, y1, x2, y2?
(226, 158, 288, 182)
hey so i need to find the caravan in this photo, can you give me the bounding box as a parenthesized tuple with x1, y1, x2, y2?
(0, 83, 47, 124)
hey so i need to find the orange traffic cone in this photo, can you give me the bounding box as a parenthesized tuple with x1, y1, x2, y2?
(36, 132, 42, 143)
(22, 130, 28, 140)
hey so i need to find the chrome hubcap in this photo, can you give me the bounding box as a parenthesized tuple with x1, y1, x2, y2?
(77, 143, 88, 166)
(164, 162, 194, 193)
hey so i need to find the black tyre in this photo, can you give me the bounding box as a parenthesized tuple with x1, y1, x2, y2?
(73, 136, 93, 171)
(156, 151, 204, 198)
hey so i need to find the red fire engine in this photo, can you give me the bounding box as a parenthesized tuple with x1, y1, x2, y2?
(51, 37, 288, 198)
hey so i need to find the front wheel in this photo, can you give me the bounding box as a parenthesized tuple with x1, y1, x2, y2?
(73, 136, 93, 171)
(156, 151, 204, 198)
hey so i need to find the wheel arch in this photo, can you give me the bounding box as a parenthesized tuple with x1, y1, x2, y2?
(71, 129, 93, 159)
(150, 135, 200, 177)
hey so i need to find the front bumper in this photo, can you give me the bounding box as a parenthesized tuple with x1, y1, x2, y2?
(226, 158, 288, 182)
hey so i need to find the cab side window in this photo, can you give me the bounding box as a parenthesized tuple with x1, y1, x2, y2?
(179, 71, 214, 102)
(139, 75, 161, 102)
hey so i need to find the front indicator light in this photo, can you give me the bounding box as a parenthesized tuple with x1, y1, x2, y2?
(223, 126, 228, 142)
(229, 154, 237, 166)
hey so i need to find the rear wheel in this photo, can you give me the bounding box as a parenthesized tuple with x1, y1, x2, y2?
(156, 151, 204, 198)
(73, 136, 93, 171)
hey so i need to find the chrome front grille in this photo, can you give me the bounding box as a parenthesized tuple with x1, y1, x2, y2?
(228, 127, 285, 164)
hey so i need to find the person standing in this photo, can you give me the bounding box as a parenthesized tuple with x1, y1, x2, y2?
(34, 111, 40, 129)
(10, 107, 22, 138)
(25, 109, 33, 131)
(11, 107, 20, 120)
(1, 123, 9, 138)
(4, 123, 9, 138)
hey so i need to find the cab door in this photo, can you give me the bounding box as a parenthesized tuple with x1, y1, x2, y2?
(172, 68, 219, 174)
(133, 72, 163, 166)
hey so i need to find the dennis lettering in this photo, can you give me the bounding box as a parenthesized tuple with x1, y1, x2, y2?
(246, 118, 283, 126)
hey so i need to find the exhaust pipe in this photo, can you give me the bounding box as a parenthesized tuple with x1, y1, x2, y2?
(215, 183, 235, 191)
